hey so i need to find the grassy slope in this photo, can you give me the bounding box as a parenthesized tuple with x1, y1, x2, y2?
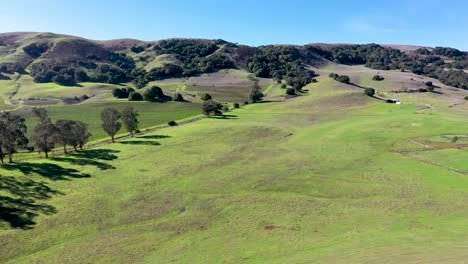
(1, 75, 468, 263)
(16, 101, 201, 141)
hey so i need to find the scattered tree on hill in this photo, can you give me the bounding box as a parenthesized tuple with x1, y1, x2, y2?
(0, 112, 29, 163)
(372, 75, 384, 81)
(101, 107, 121, 142)
(364, 88, 375, 97)
(31, 109, 57, 158)
(55, 120, 76, 154)
(113, 88, 135, 99)
(329, 73, 339, 79)
(249, 86, 264, 103)
(233, 103, 240, 108)
(173, 92, 184, 102)
(121, 107, 139, 136)
(202, 99, 223, 116)
(425, 81, 433, 87)
(128, 91, 143, 101)
(144, 86, 165, 101)
(336, 75, 350, 84)
(69, 121, 91, 151)
(201, 93, 212, 101)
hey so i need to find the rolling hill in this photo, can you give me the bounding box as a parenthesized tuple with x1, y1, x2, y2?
(0, 32, 468, 263)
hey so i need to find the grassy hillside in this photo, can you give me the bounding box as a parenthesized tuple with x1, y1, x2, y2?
(16, 101, 201, 141)
(1, 70, 467, 263)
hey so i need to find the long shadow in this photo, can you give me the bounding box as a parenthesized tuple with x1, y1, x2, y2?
(51, 157, 115, 170)
(119, 141, 161, 146)
(209, 114, 238, 120)
(71, 149, 120, 161)
(2, 163, 91, 181)
(256, 100, 281, 104)
(350, 83, 366, 89)
(137, 135, 171, 139)
(0, 175, 60, 229)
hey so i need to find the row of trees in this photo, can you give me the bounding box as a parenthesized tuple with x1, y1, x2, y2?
(0, 109, 91, 163)
(112, 86, 173, 102)
(101, 107, 139, 142)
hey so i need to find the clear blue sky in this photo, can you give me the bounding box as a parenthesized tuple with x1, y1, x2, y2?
(1, 0, 467, 50)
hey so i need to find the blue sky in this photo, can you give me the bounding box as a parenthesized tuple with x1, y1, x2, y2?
(1, 0, 467, 50)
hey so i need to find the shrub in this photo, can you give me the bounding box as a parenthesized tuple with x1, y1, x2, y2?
(464, 96, 468, 100)
(336, 75, 350, 84)
(173, 92, 184, 102)
(372, 75, 384, 81)
(128, 91, 143, 101)
(233, 103, 240, 108)
(329, 73, 339, 79)
(201, 93, 212, 101)
(168, 120, 177, 126)
(113, 88, 135, 99)
(223, 105, 230, 112)
(425, 81, 433, 87)
(249, 86, 264, 103)
(280, 84, 287, 89)
(144, 86, 165, 101)
(202, 99, 223, 116)
(364, 88, 375, 96)
(131, 46, 145, 53)
(286, 88, 296, 95)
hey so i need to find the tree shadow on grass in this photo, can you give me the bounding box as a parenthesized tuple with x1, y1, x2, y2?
(71, 149, 120, 161)
(51, 157, 115, 170)
(137, 135, 171, 139)
(209, 114, 238, 120)
(2, 163, 91, 181)
(256, 100, 281, 104)
(119, 141, 161, 146)
(0, 175, 61, 229)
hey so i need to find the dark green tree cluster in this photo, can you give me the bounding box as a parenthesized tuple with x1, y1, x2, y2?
(144, 86, 166, 101)
(202, 99, 223, 116)
(145, 39, 234, 79)
(245, 46, 316, 89)
(314, 44, 467, 89)
(113, 87, 135, 98)
(329, 73, 350, 84)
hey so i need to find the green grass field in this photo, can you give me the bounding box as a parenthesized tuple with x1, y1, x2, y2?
(15, 101, 202, 141)
(1, 72, 467, 263)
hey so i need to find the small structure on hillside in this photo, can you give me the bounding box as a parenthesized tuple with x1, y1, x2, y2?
(386, 99, 401, 104)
